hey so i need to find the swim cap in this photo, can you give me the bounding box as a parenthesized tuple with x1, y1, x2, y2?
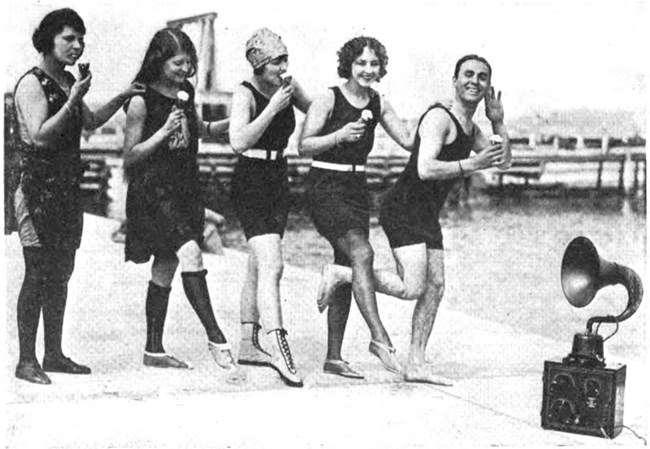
(245, 28, 288, 69)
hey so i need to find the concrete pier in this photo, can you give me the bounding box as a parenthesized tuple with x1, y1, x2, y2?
(3, 215, 647, 448)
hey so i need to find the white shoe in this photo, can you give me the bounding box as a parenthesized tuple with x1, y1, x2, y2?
(269, 329, 303, 388)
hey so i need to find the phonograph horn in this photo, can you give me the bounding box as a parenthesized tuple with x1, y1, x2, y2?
(561, 236, 643, 334)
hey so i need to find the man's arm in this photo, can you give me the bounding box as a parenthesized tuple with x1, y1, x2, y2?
(418, 109, 504, 181)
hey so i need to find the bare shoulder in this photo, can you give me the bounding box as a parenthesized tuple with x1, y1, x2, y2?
(313, 88, 335, 107)
(125, 95, 146, 117)
(420, 108, 452, 132)
(232, 83, 255, 99)
(14, 74, 44, 103)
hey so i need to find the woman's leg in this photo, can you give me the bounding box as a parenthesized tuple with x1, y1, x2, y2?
(15, 246, 50, 384)
(237, 243, 273, 366)
(246, 234, 283, 331)
(333, 229, 401, 374)
(237, 253, 272, 363)
(323, 248, 364, 379)
(317, 243, 428, 311)
(241, 233, 301, 387)
(143, 255, 189, 368)
(146, 255, 177, 353)
(240, 252, 260, 330)
(176, 240, 226, 344)
(41, 247, 90, 375)
(333, 229, 389, 344)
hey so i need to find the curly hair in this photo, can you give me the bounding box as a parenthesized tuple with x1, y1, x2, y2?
(453, 54, 492, 80)
(32, 8, 86, 55)
(336, 36, 388, 81)
(133, 28, 198, 84)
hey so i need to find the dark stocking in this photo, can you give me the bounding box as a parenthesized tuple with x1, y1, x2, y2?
(145, 281, 171, 353)
(16, 247, 47, 363)
(181, 270, 226, 344)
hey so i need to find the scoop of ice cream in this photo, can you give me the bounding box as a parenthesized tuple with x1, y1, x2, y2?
(78, 62, 90, 78)
(177, 91, 190, 103)
(361, 110, 373, 121)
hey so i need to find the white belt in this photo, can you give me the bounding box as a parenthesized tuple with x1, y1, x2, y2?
(242, 149, 282, 161)
(312, 161, 366, 172)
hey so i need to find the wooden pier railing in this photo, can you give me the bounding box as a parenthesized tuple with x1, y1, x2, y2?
(81, 147, 645, 207)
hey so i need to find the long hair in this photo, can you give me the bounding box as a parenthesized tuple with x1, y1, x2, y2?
(32, 8, 86, 55)
(133, 28, 198, 84)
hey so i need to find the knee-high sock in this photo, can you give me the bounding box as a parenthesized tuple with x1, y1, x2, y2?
(145, 282, 171, 353)
(181, 270, 226, 344)
(42, 248, 75, 359)
(17, 247, 46, 364)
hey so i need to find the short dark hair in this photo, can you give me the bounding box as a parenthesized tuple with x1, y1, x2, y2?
(453, 54, 492, 79)
(32, 8, 86, 55)
(336, 36, 388, 81)
(133, 28, 198, 84)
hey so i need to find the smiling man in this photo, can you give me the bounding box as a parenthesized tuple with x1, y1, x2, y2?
(316, 54, 511, 384)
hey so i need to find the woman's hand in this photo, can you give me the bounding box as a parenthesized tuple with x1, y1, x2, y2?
(336, 119, 367, 144)
(161, 109, 184, 137)
(122, 82, 146, 99)
(267, 84, 294, 115)
(69, 74, 92, 105)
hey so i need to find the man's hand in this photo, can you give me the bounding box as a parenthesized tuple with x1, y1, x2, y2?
(484, 86, 504, 124)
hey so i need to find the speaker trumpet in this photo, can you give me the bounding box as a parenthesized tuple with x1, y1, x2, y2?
(560, 236, 643, 367)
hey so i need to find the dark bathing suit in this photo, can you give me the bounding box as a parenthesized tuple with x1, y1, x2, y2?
(14, 67, 84, 250)
(230, 81, 295, 240)
(306, 86, 381, 245)
(125, 82, 204, 263)
(380, 104, 474, 250)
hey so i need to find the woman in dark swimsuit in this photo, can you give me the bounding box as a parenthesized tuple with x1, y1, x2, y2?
(11, 8, 144, 384)
(229, 28, 310, 387)
(299, 36, 414, 377)
(122, 28, 234, 374)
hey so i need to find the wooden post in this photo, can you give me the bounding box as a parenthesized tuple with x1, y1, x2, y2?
(601, 134, 610, 153)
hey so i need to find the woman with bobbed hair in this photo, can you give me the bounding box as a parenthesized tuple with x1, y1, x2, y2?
(11, 8, 144, 384)
(300, 36, 415, 377)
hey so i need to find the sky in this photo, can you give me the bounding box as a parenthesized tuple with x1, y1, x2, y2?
(3, 0, 647, 125)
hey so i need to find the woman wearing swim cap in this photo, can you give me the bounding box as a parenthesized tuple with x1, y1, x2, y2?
(229, 28, 311, 388)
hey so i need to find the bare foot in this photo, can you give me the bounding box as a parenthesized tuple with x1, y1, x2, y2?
(404, 364, 453, 386)
(316, 264, 340, 313)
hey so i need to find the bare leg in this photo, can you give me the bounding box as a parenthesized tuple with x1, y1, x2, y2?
(326, 283, 353, 361)
(247, 234, 284, 331)
(333, 229, 390, 344)
(317, 243, 427, 311)
(403, 249, 452, 385)
(243, 234, 301, 387)
(323, 249, 364, 379)
(240, 253, 260, 335)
